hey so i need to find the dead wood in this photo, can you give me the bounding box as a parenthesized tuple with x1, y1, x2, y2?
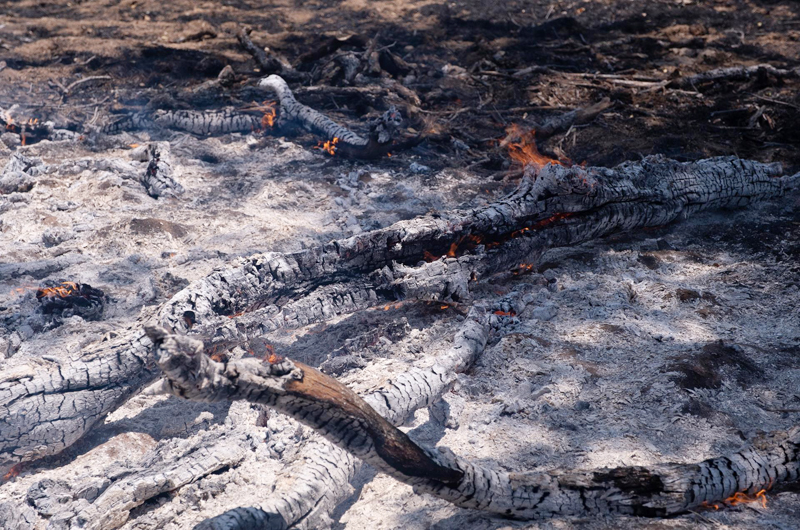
(193, 292, 524, 530)
(535, 97, 613, 141)
(21, 428, 250, 530)
(148, 325, 800, 520)
(1, 155, 794, 477)
(669, 64, 800, 90)
(141, 142, 184, 198)
(152, 109, 261, 136)
(259, 74, 408, 159)
(237, 27, 288, 76)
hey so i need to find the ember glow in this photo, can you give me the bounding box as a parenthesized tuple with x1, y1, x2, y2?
(505, 124, 566, 172)
(3, 463, 21, 481)
(493, 310, 516, 317)
(261, 101, 277, 128)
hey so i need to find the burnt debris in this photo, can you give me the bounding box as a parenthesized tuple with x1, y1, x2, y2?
(36, 280, 106, 323)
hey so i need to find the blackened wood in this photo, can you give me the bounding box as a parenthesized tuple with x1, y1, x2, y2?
(148, 326, 800, 520)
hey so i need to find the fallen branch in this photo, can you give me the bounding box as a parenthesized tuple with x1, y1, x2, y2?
(669, 64, 800, 90)
(259, 74, 408, 159)
(148, 326, 800, 520)
(237, 27, 286, 75)
(2, 155, 795, 475)
(193, 295, 516, 529)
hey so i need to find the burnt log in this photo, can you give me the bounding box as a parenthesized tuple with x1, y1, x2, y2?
(148, 325, 800, 520)
(1, 155, 795, 476)
(259, 74, 407, 159)
(193, 292, 523, 529)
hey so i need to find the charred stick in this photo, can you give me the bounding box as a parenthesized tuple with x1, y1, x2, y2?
(141, 142, 184, 199)
(148, 327, 800, 520)
(669, 64, 800, 90)
(237, 27, 286, 75)
(259, 74, 406, 159)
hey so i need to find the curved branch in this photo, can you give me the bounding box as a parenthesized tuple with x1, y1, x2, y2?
(147, 326, 800, 520)
(259, 74, 403, 158)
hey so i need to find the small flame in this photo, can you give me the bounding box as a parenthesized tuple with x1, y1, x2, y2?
(493, 310, 516, 317)
(261, 101, 277, 128)
(36, 281, 80, 299)
(505, 124, 566, 172)
(129, 143, 140, 148)
(267, 351, 283, 364)
(3, 464, 21, 481)
(321, 137, 339, 156)
(701, 488, 769, 511)
(726, 489, 768, 508)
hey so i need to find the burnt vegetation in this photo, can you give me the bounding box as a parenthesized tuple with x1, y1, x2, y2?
(1, 1, 800, 529)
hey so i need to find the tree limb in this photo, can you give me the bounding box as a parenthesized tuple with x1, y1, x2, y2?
(147, 326, 800, 520)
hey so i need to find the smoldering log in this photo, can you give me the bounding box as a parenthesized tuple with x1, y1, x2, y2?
(153, 108, 262, 136)
(1, 155, 795, 475)
(67, 429, 250, 530)
(259, 74, 406, 159)
(194, 293, 520, 530)
(149, 326, 800, 520)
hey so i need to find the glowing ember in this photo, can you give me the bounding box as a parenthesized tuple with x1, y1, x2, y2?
(505, 124, 566, 172)
(3, 464, 21, 481)
(493, 310, 516, 317)
(267, 350, 283, 364)
(321, 136, 339, 156)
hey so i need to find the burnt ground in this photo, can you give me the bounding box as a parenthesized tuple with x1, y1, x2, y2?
(1, 1, 800, 529)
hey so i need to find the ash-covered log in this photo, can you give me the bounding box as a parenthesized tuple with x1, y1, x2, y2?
(1, 155, 795, 476)
(259, 74, 411, 159)
(148, 326, 800, 521)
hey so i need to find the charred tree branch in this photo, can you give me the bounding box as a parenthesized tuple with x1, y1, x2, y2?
(147, 326, 800, 520)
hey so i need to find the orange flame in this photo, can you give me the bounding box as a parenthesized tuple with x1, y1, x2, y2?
(321, 137, 339, 156)
(493, 310, 516, 317)
(726, 489, 768, 508)
(3, 464, 21, 481)
(701, 489, 769, 511)
(506, 125, 565, 172)
(37, 281, 80, 299)
(261, 101, 277, 128)
(267, 351, 283, 364)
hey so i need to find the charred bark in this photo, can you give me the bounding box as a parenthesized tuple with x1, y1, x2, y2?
(1, 155, 794, 476)
(259, 74, 409, 159)
(194, 292, 523, 530)
(147, 326, 800, 520)
(141, 142, 184, 198)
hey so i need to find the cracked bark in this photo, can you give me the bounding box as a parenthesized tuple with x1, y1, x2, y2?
(194, 292, 525, 530)
(147, 326, 800, 521)
(1, 155, 795, 476)
(258, 74, 406, 159)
